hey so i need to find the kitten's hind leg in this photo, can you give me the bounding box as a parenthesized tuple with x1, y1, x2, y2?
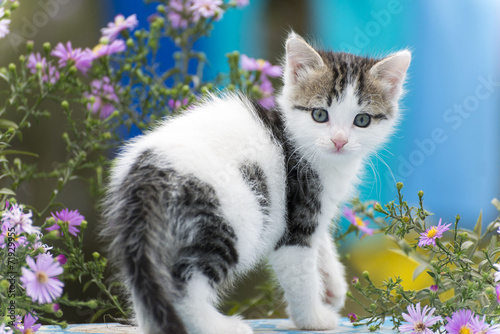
(269, 245, 339, 330)
(175, 273, 253, 334)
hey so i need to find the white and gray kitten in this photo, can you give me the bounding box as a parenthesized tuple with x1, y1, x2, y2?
(102, 33, 411, 334)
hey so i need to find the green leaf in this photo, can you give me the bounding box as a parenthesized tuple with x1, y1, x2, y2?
(0, 119, 18, 130)
(492, 198, 500, 211)
(0, 187, 15, 196)
(413, 263, 429, 281)
(473, 211, 482, 237)
(1, 150, 39, 157)
(90, 306, 113, 323)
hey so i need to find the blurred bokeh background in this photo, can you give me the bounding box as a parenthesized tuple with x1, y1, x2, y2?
(1, 0, 499, 322)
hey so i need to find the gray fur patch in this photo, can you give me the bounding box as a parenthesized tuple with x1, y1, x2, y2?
(240, 162, 270, 216)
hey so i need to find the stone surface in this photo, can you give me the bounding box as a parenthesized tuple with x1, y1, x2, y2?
(38, 318, 396, 333)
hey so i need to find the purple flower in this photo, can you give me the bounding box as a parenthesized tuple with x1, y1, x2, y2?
(235, 0, 249, 8)
(493, 263, 500, 283)
(27, 53, 59, 84)
(1, 203, 38, 235)
(46, 208, 85, 236)
(258, 79, 276, 109)
(92, 39, 126, 58)
(496, 284, 500, 304)
(52, 303, 60, 312)
(101, 14, 138, 41)
(0, 223, 27, 249)
(343, 207, 375, 236)
(347, 313, 358, 323)
(20, 254, 64, 304)
(418, 219, 451, 247)
(51, 41, 94, 75)
(168, 98, 189, 111)
(399, 303, 441, 334)
(0, 8, 11, 39)
(167, 0, 190, 29)
(351, 276, 359, 285)
(55, 254, 67, 265)
(240, 54, 282, 78)
(430, 285, 438, 292)
(470, 315, 500, 334)
(190, 0, 224, 22)
(14, 313, 41, 333)
(0, 323, 13, 334)
(84, 77, 120, 119)
(444, 309, 474, 334)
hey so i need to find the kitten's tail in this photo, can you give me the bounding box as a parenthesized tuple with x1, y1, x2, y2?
(103, 198, 187, 334)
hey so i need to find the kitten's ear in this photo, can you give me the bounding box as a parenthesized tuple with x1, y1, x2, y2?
(284, 32, 324, 83)
(370, 50, 411, 101)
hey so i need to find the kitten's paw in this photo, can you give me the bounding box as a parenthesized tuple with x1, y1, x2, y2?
(321, 268, 348, 310)
(289, 304, 339, 331)
(200, 316, 253, 334)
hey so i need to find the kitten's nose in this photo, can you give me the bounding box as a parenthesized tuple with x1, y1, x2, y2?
(331, 137, 348, 150)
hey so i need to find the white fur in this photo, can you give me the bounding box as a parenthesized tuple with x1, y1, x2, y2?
(111, 34, 409, 333)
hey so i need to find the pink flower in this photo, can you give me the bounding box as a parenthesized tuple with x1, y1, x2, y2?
(444, 309, 474, 334)
(0, 8, 11, 39)
(14, 313, 41, 333)
(1, 203, 38, 235)
(20, 254, 64, 304)
(347, 313, 358, 323)
(84, 77, 120, 119)
(51, 41, 94, 75)
(46, 208, 85, 236)
(470, 315, 500, 334)
(343, 207, 375, 236)
(92, 39, 126, 58)
(430, 285, 438, 292)
(235, 0, 249, 8)
(190, 0, 224, 22)
(101, 14, 138, 41)
(240, 54, 282, 78)
(399, 303, 441, 334)
(496, 284, 500, 304)
(167, 0, 190, 29)
(26, 53, 59, 84)
(168, 98, 189, 111)
(418, 219, 451, 247)
(55, 254, 67, 265)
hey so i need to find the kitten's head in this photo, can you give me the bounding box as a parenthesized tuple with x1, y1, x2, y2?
(278, 32, 411, 163)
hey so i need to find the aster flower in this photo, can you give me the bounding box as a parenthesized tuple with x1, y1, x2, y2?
(51, 41, 94, 75)
(14, 313, 41, 334)
(84, 77, 120, 119)
(399, 303, 442, 334)
(430, 285, 438, 292)
(0, 323, 13, 334)
(101, 14, 138, 41)
(168, 98, 189, 111)
(347, 313, 358, 323)
(190, 0, 224, 22)
(55, 254, 67, 265)
(444, 309, 474, 334)
(92, 39, 126, 58)
(167, 0, 190, 29)
(0, 8, 11, 39)
(351, 276, 359, 285)
(21, 254, 64, 304)
(240, 54, 282, 79)
(235, 0, 249, 8)
(470, 315, 500, 334)
(46, 208, 85, 236)
(496, 284, 500, 304)
(418, 219, 451, 247)
(26, 53, 60, 84)
(0, 223, 27, 249)
(493, 263, 500, 282)
(1, 203, 38, 235)
(343, 207, 375, 236)
(258, 79, 276, 109)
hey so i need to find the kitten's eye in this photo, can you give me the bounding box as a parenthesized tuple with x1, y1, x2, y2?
(311, 109, 329, 123)
(353, 113, 371, 128)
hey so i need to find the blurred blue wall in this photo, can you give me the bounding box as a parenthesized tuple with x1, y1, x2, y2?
(109, 0, 500, 227)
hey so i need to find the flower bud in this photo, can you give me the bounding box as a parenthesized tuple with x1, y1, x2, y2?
(345, 291, 353, 298)
(43, 42, 51, 53)
(3, 9, 11, 18)
(19, 55, 25, 63)
(92, 252, 100, 260)
(396, 182, 404, 190)
(61, 100, 69, 110)
(46, 230, 61, 239)
(418, 190, 424, 198)
(369, 303, 377, 311)
(181, 85, 190, 94)
(126, 38, 134, 48)
(362, 271, 370, 280)
(157, 4, 166, 13)
(69, 65, 77, 74)
(86, 300, 98, 309)
(80, 220, 88, 230)
(25, 40, 34, 53)
(11, 1, 19, 10)
(8, 63, 16, 72)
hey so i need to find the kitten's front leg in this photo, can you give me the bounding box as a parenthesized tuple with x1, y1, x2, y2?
(318, 231, 347, 310)
(269, 245, 339, 330)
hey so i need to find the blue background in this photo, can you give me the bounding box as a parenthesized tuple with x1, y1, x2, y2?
(108, 0, 500, 227)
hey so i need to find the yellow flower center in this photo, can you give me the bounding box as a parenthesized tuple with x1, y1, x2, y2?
(36, 271, 49, 284)
(355, 217, 366, 227)
(414, 322, 426, 333)
(459, 325, 472, 334)
(24, 329, 35, 334)
(426, 227, 438, 238)
(93, 44, 103, 54)
(256, 59, 266, 70)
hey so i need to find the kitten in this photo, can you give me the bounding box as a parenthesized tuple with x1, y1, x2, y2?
(102, 32, 411, 334)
